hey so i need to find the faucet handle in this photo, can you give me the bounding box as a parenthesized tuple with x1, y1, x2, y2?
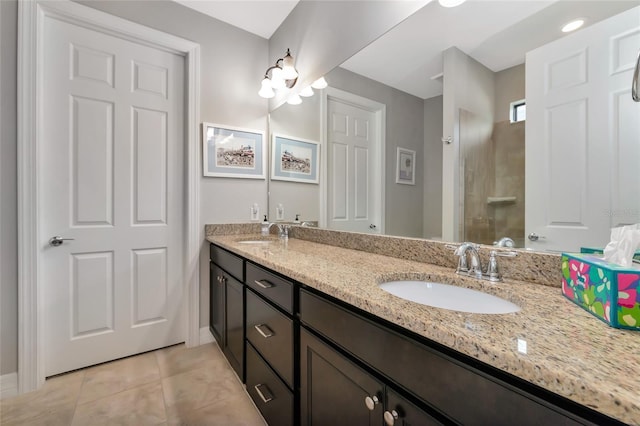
(484, 250, 517, 282)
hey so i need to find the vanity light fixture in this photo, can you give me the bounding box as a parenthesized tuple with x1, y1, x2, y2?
(299, 86, 314, 97)
(287, 93, 302, 105)
(562, 19, 584, 33)
(311, 76, 328, 89)
(438, 0, 466, 7)
(258, 48, 299, 99)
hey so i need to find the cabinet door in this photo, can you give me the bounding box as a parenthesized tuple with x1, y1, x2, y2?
(301, 328, 383, 426)
(385, 389, 443, 426)
(209, 263, 225, 344)
(224, 275, 244, 380)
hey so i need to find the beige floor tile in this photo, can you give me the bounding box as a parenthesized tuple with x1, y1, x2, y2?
(166, 392, 266, 426)
(77, 351, 160, 405)
(155, 343, 224, 378)
(0, 369, 85, 425)
(71, 381, 166, 426)
(161, 362, 240, 414)
(0, 408, 75, 426)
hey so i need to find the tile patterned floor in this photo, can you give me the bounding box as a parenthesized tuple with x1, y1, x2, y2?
(0, 343, 266, 425)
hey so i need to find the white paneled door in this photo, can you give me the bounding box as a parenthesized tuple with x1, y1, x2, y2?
(327, 98, 382, 233)
(525, 6, 640, 252)
(40, 15, 185, 376)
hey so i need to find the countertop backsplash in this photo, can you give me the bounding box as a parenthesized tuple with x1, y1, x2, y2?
(205, 223, 562, 288)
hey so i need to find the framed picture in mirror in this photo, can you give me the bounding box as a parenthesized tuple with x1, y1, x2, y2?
(202, 122, 266, 179)
(271, 134, 319, 184)
(396, 147, 415, 185)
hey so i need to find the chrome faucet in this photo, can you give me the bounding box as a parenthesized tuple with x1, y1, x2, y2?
(269, 222, 290, 239)
(493, 237, 515, 248)
(454, 242, 482, 279)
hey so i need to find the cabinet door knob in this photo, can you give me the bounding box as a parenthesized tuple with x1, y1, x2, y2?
(364, 395, 379, 411)
(384, 410, 399, 425)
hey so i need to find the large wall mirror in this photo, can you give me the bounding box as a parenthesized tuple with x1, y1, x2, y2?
(267, 0, 640, 253)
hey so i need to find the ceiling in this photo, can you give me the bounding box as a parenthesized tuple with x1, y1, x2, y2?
(174, 0, 299, 39)
(174, 0, 638, 99)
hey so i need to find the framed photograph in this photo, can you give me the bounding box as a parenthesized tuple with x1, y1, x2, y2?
(271, 134, 319, 184)
(202, 123, 266, 179)
(396, 147, 416, 185)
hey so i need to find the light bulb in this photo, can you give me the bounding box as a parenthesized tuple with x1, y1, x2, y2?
(281, 51, 299, 80)
(270, 67, 286, 90)
(258, 78, 275, 98)
(438, 0, 466, 7)
(562, 19, 584, 33)
(287, 94, 302, 105)
(311, 77, 328, 89)
(299, 86, 314, 97)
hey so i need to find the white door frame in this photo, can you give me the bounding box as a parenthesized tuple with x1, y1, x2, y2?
(17, 0, 201, 393)
(320, 87, 386, 233)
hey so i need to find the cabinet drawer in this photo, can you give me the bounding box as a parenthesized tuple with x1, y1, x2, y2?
(246, 262, 293, 313)
(246, 289, 294, 388)
(300, 289, 587, 426)
(210, 244, 243, 281)
(246, 343, 293, 426)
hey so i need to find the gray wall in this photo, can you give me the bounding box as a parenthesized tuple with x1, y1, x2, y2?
(494, 64, 525, 122)
(269, 94, 322, 223)
(423, 96, 443, 239)
(442, 47, 496, 241)
(0, 0, 269, 375)
(327, 67, 425, 238)
(1, 0, 18, 376)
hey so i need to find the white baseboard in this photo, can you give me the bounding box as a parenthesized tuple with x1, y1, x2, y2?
(199, 326, 215, 345)
(0, 372, 18, 400)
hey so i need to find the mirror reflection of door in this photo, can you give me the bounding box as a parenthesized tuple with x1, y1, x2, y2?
(326, 93, 384, 233)
(526, 5, 640, 252)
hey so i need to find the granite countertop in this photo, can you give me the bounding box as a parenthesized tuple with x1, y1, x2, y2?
(207, 234, 640, 424)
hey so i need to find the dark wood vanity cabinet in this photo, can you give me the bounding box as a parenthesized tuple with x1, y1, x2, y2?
(299, 288, 616, 426)
(301, 327, 441, 426)
(209, 245, 244, 380)
(208, 243, 623, 426)
(244, 261, 296, 426)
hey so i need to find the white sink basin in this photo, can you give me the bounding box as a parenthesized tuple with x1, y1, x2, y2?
(379, 281, 520, 314)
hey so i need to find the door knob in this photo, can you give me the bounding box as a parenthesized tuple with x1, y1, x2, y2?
(369, 224, 377, 229)
(49, 236, 75, 247)
(527, 232, 547, 242)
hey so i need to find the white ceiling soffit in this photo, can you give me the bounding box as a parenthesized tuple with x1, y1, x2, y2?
(341, 0, 638, 100)
(174, 0, 299, 39)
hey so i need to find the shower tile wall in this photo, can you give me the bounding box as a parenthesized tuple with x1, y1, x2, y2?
(493, 120, 525, 246)
(461, 112, 525, 246)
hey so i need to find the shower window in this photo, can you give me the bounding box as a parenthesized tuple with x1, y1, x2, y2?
(510, 100, 526, 123)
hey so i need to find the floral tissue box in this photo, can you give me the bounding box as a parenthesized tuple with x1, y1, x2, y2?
(562, 253, 640, 329)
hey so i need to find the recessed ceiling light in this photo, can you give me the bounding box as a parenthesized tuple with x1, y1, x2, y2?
(438, 0, 466, 7)
(562, 19, 584, 33)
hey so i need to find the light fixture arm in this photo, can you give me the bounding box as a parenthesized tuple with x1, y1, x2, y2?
(260, 49, 298, 91)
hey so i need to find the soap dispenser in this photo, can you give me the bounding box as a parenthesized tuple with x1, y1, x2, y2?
(261, 215, 269, 236)
(294, 214, 300, 224)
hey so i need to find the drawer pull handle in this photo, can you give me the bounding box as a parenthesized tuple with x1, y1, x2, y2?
(364, 395, 379, 411)
(254, 324, 274, 338)
(384, 410, 399, 425)
(216, 275, 226, 285)
(254, 384, 273, 403)
(254, 279, 274, 289)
